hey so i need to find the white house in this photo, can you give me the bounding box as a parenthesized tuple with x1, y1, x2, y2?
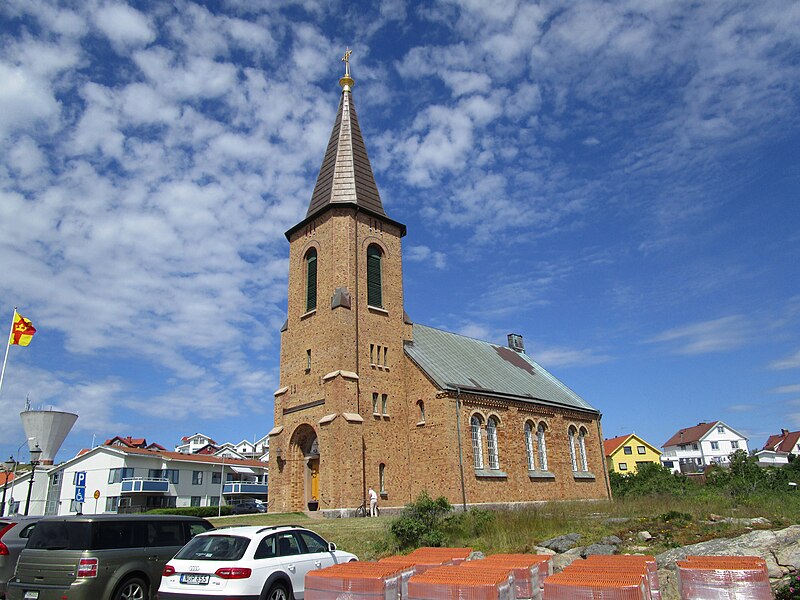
(755, 429, 800, 465)
(660, 421, 749, 474)
(175, 433, 217, 454)
(1, 445, 268, 517)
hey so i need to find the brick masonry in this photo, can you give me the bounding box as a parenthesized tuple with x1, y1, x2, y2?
(269, 206, 610, 513)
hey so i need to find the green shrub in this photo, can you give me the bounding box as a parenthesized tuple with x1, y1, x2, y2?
(611, 463, 693, 498)
(389, 491, 452, 550)
(776, 571, 800, 599)
(146, 506, 233, 517)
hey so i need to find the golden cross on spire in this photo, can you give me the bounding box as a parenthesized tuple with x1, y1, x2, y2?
(339, 47, 355, 89)
(341, 47, 352, 77)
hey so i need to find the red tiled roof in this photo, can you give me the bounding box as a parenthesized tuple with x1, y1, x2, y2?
(763, 430, 800, 453)
(0, 472, 14, 485)
(663, 422, 717, 447)
(106, 445, 267, 468)
(604, 435, 632, 456)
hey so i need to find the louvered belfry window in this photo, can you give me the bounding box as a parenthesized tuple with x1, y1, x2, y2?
(305, 248, 317, 312)
(367, 244, 382, 307)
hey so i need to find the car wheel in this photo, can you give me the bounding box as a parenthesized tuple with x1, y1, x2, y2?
(113, 576, 148, 600)
(264, 581, 291, 600)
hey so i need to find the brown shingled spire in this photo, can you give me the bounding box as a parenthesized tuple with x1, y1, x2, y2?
(305, 48, 386, 220)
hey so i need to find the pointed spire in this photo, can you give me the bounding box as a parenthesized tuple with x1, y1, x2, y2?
(304, 49, 387, 220)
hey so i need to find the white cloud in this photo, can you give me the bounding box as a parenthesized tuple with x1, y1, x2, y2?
(530, 345, 613, 368)
(771, 350, 800, 370)
(93, 3, 156, 50)
(0, 62, 61, 138)
(648, 316, 751, 355)
(405, 245, 447, 269)
(771, 384, 800, 394)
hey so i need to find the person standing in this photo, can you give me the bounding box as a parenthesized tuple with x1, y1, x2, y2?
(368, 487, 378, 517)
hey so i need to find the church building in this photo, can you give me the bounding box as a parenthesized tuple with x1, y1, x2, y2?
(267, 55, 610, 513)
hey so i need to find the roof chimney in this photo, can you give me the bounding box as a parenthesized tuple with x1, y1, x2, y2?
(782, 429, 790, 436)
(507, 333, 525, 353)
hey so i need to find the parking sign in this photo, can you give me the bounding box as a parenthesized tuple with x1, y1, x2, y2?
(75, 471, 87, 487)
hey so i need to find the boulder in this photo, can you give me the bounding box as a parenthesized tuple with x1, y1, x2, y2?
(540, 533, 582, 553)
(637, 531, 653, 541)
(601, 535, 623, 546)
(582, 543, 617, 557)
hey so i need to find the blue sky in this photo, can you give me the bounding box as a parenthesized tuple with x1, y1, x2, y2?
(1, 0, 799, 463)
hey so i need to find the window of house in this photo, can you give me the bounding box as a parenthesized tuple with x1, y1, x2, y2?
(210, 496, 220, 506)
(305, 248, 317, 312)
(383, 346, 387, 367)
(731, 441, 739, 449)
(619, 462, 628, 471)
(372, 392, 379, 414)
(487, 416, 500, 470)
(578, 428, 589, 471)
(568, 427, 578, 471)
(679, 444, 686, 451)
(537, 423, 548, 471)
(717, 425, 724, 433)
(381, 393, 388, 415)
(692, 443, 698, 450)
(367, 244, 383, 307)
(417, 400, 425, 423)
(637, 446, 646, 454)
(212, 471, 222, 484)
(105, 496, 119, 512)
(623, 446, 632, 455)
(379, 463, 386, 493)
(108, 467, 134, 484)
(370, 344, 375, 364)
(711, 441, 719, 450)
(192, 471, 203, 485)
(191, 496, 201, 507)
(524, 422, 536, 470)
(164, 469, 180, 484)
(471, 415, 484, 470)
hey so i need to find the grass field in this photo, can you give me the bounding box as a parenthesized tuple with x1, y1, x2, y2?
(208, 492, 800, 560)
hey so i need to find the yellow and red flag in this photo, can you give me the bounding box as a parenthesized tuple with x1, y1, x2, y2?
(10, 311, 36, 346)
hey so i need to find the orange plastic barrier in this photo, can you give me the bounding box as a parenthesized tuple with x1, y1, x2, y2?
(409, 565, 514, 600)
(582, 555, 660, 600)
(676, 556, 771, 600)
(462, 558, 541, 599)
(305, 561, 403, 600)
(543, 572, 648, 600)
(484, 554, 553, 597)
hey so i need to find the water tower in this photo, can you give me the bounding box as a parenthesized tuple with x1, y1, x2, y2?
(20, 409, 78, 465)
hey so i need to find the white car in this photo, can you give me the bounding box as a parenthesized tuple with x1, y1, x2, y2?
(157, 525, 357, 600)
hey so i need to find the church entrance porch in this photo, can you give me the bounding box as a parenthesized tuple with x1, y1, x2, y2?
(289, 424, 320, 512)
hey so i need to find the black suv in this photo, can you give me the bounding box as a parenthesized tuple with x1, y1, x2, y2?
(7, 514, 213, 600)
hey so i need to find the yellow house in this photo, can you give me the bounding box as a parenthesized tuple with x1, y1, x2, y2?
(604, 434, 662, 474)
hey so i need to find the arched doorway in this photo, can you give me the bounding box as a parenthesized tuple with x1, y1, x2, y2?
(289, 424, 320, 511)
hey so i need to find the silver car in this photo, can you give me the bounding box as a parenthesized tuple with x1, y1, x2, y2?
(0, 516, 42, 599)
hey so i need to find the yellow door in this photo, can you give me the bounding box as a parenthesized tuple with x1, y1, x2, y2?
(310, 458, 319, 501)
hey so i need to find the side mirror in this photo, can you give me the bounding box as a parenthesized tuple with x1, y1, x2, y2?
(328, 542, 337, 552)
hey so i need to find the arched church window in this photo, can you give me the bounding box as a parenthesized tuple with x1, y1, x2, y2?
(470, 414, 484, 470)
(568, 426, 578, 471)
(537, 423, 548, 471)
(487, 416, 500, 469)
(417, 400, 425, 423)
(524, 421, 536, 470)
(367, 244, 383, 308)
(578, 427, 589, 471)
(305, 248, 317, 312)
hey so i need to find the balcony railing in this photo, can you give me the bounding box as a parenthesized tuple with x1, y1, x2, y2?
(223, 482, 268, 495)
(121, 477, 170, 493)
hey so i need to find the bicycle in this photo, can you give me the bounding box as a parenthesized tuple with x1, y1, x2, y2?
(355, 501, 380, 517)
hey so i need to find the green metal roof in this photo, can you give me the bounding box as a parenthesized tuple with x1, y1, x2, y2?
(405, 324, 599, 414)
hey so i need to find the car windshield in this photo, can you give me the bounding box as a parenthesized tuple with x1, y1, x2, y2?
(175, 535, 250, 561)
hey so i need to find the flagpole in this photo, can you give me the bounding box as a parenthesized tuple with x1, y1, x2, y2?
(0, 307, 17, 398)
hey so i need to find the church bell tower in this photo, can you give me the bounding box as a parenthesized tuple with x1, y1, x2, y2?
(268, 51, 411, 513)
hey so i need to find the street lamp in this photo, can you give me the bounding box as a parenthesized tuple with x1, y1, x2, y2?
(218, 454, 226, 518)
(1, 456, 15, 517)
(23, 444, 42, 516)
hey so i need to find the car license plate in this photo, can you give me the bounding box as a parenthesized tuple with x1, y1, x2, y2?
(24, 592, 39, 600)
(180, 574, 210, 585)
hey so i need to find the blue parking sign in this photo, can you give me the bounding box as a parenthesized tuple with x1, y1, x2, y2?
(75, 471, 87, 487)
(75, 487, 86, 503)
